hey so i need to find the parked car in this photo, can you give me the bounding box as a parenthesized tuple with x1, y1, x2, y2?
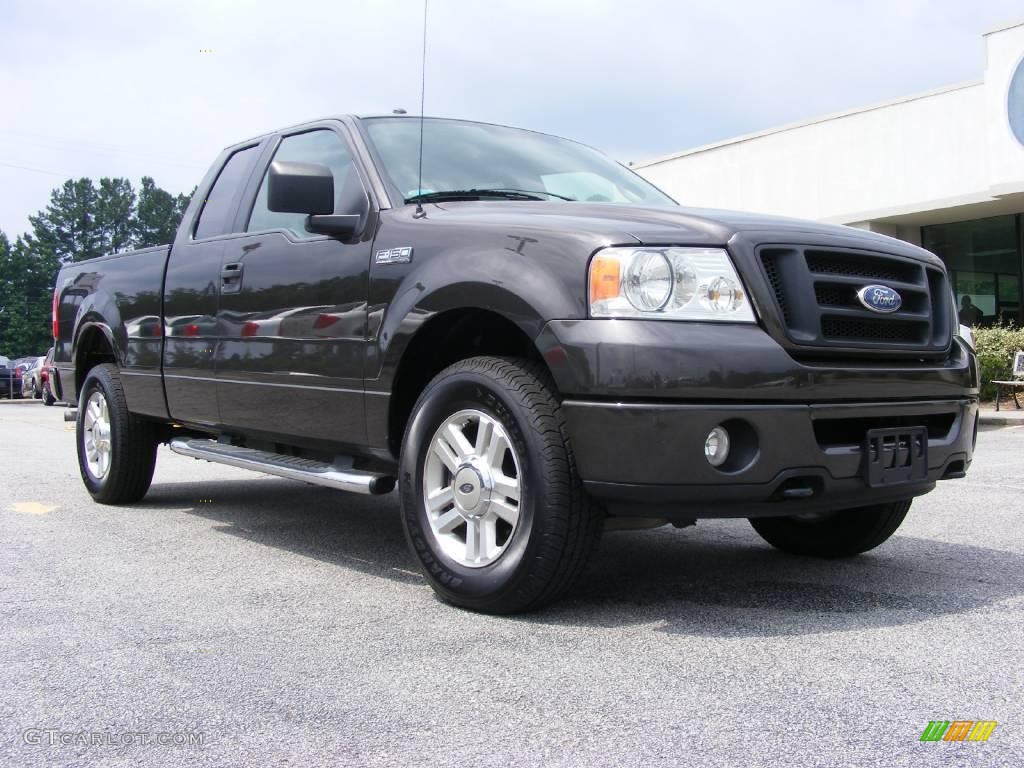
(4, 358, 30, 399)
(0, 355, 13, 399)
(21, 355, 46, 398)
(39, 348, 57, 405)
(53, 115, 979, 613)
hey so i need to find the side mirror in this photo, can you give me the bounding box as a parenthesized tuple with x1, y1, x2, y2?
(268, 160, 364, 238)
(268, 161, 334, 214)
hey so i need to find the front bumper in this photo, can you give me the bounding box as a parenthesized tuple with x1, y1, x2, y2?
(563, 398, 976, 519)
(538, 320, 979, 519)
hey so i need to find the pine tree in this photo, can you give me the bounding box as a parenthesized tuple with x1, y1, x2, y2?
(135, 176, 191, 247)
(28, 178, 103, 263)
(0, 232, 58, 355)
(96, 177, 137, 254)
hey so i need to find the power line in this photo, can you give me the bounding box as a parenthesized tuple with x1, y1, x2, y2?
(0, 129, 208, 171)
(0, 161, 71, 177)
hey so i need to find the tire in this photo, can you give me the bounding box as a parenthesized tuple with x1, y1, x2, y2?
(749, 499, 912, 558)
(76, 363, 158, 504)
(42, 382, 56, 406)
(399, 356, 603, 614)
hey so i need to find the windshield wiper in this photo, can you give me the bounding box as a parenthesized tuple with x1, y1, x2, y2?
(404, 188, 575, 204)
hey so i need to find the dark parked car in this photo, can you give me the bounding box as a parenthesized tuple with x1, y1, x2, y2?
(52, 116, 978, 613)
(0, 355, 14, 399)
(2, 357, 31, 399)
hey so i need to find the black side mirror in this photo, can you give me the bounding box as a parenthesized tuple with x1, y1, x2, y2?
(268, 160, 363, 238)
(268, 161, 334, 214)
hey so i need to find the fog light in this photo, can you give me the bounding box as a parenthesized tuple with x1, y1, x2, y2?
(705, 426, 730, 467)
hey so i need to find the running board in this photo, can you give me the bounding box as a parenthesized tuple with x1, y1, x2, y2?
(168, 438, 395, 495)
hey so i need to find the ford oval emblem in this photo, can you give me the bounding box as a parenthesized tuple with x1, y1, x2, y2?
(856, 284, 902, 313)
(459, 482, 475, 494)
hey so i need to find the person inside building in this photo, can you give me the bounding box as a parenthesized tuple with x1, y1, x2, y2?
(958, 295, 985, 327)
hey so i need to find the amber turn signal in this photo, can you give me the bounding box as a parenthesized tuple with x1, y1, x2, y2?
(589, 255, 621, 305)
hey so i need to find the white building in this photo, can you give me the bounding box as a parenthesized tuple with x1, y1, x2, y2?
(636, 20, 1024, 326)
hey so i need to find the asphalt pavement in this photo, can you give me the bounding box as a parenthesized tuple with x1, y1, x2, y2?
(1, 398, 1022, 767)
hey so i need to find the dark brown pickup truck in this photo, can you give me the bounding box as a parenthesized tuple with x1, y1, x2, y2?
(52, 116, 978, 612)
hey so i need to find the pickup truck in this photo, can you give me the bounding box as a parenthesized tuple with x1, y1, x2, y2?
(52, 115, 978, 613)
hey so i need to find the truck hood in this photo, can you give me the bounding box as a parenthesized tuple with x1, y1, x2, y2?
(427, 201, 941, 265)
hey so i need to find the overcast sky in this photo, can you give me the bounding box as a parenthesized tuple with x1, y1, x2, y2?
(1, 0, 1021, 238)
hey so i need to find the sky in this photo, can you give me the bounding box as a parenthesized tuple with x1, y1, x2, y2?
(1, 0, 1022, 238)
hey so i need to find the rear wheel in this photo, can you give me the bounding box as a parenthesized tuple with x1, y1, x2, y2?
(749, 500, 911, 557)
(399, 356, 603, 614)
(76, 364, 158, 504)
(42, 381, 56, 405)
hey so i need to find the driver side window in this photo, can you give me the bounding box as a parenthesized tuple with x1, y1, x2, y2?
(248, 129, 356, 238)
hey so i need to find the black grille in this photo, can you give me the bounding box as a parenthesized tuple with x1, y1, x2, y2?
(821, 316, 923, 343)
(814, 284, 852, 307)
(804, 251, 918, 283)
(756, 245, 952, 357)
(761, 252, 791, 324)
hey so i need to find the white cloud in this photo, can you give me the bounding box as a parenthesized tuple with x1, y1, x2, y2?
(1, 0, 1021, 236)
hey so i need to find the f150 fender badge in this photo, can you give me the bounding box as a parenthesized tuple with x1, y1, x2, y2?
(375, 246, 413, 265)
(857, 284, 902, 313)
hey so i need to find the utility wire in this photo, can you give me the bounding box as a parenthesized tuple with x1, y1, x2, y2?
(0, 161, 71, 177)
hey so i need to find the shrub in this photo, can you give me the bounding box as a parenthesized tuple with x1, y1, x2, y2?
(971, 322, 1024, 400)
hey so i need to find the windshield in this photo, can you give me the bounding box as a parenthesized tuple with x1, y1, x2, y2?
(362, 117, 675, 207)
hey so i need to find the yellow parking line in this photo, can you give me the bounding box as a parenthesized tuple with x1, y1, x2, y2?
(10, 502, 58, 515)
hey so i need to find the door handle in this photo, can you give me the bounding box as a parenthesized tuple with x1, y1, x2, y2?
(221, 262, 243, 294)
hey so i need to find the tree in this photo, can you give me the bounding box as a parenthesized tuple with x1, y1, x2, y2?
(96, 177, 136, 255)
(0, 231, 59, 356)
(28, 178, 103, 264)
(135, 177, 193, 248)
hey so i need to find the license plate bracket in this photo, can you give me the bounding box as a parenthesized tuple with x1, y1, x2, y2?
(863, 427, 929, 487)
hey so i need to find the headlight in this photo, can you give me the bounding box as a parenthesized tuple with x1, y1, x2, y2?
(589, 246, 756, 322)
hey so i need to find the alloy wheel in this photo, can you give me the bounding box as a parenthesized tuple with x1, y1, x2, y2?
(422, 409, 522, 567)
(82, 391, 112, 480)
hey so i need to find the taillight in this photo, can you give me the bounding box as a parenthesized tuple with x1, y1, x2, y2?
(183, 323, 201, 337)
(51, 288, 60, 340)
(241, 321, 259, 337)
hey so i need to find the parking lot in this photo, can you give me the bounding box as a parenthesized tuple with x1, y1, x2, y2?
(1, 398, 1022, 767)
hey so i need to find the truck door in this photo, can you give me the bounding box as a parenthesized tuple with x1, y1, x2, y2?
(215, 125, 372, 447)
(163, 143, 261, 427)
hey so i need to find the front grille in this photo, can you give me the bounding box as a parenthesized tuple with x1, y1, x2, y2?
(821, 316, 922, 343)
(804, 251, 918, 283)
(761, 254, 792, 324)
(758, 245, 952, 357)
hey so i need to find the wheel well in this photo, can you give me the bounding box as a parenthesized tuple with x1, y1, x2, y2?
(388, 309, 550, 457)
(75, 326, 117, 399)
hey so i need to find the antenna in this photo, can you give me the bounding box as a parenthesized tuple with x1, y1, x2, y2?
(414, 0, 428, 218)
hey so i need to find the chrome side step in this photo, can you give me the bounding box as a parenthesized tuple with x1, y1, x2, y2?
(168, 438, 395, 495)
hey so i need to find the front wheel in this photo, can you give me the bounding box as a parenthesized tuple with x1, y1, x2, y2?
(749, 500, 911, 558)
(76, 364, 158, 504)
(399, 356, 603, 614)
